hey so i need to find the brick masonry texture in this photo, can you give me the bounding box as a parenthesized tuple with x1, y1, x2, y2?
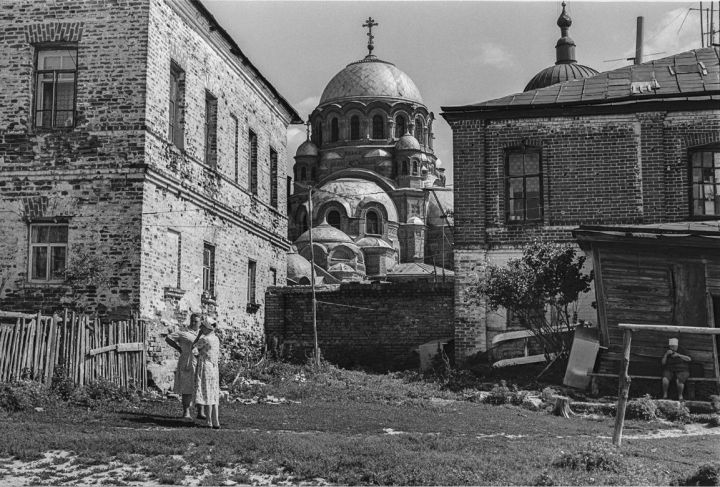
(265, 282, 454, 371)
(0, 0, 297, 375)
(447, 109, 720, 360)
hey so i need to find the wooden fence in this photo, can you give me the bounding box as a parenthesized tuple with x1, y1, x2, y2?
(0, 310, 146, 389)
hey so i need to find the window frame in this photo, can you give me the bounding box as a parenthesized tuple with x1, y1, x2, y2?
(270, 146, 278, 208)
(395, 115, 406, 138)
(372, 115, 384, 139)
(689, 145, 720, 219)
(248, 129, 258, 194)
(350, 116, 360, 140)
(505, 147, 543, 224)
(34, 46, 78, 130)
(202, 243, 216, 297)
(247, 260, 257, 305)
(330, 117, 339, 142)
(231, 113, 239, 182)
(204, 91, 218, 169)
(169, 61, 185, 149)
(365, 209, 382, 236)
(165, 229, 182, 289)
(28, 223, 68, 283)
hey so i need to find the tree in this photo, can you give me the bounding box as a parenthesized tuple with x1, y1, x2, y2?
(474, 241, 593, 364)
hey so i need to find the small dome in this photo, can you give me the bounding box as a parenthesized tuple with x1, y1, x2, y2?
(355, 236, 394, 249)
(295, 222, 354, 245)
(395, 134, 420, 151)
(524, 63, 599, 92)
(321, 151, 342, 161)
(287, 248, 315, 284)
(407, 216, 424, 225)
(320, 57, 423, 106)
(296, 140, 319, 157)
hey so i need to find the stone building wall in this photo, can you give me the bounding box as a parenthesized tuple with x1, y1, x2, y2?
(265, 282, 454, 371)
(448, 109, 720, 360)
(0, 0, 151, 315)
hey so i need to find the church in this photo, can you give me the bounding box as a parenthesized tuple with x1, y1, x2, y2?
(287, 18, 453, 284)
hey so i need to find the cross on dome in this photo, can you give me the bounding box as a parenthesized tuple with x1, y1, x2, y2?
(363, 17, 378, 58)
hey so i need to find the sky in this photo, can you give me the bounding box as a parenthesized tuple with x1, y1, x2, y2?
(203, 0, 709, 185)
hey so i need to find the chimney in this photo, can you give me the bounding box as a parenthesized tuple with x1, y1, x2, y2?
(635, 16, 644, 65)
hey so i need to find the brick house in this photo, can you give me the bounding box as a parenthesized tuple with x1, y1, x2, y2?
(441, 41, 720, 361)
(0, 0, 301, 370)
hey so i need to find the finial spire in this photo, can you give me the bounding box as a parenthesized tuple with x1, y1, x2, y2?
(363, 17, 378, 58)
(555, 1, 576, 64)
(305, 119, 311, 141)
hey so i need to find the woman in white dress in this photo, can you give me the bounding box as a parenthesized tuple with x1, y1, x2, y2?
(165, 313, 201, 420)
(193, 317, 221, 429)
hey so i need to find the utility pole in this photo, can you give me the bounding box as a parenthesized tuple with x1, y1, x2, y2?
(307, 186, 320, 367)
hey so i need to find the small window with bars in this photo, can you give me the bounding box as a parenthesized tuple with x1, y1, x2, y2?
(35, 48, 77, 129)
(506, 149, 543, 223)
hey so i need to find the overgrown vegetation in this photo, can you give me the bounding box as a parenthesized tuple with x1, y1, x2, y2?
(472, 241, 593, 365)
(552, 443, 624, 473)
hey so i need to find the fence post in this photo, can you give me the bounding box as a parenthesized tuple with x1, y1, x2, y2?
(613, 328, 633, 447)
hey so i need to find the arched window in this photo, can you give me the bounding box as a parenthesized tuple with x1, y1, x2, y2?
(365, 210, 382, 235)
(372, 115, 384, 139)
(330, 118, 339, 142)
(314, 121, 322, 146)
(414, 118, 424, 143)
(395, 115, 406, 138)
(311, 167, 317, 181)
(412, 161, 418, 175)
(300, 166, 307, 181)
(350, 116, 360, 140)
(327, 209, 341, 229)
(401, 160, 409, 175)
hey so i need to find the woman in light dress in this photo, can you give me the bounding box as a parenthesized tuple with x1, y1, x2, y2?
(165, 313, 203, 420)
(193, 316, 221, 429)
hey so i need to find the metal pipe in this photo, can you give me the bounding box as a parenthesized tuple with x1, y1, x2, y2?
(635, 16, 644, 65)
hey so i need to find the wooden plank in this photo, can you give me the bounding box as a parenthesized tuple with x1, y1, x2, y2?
(0, 323, 9, 382)
(117, 342, 144, 353)
(78, 315, 85, 387)
(593, 247, 610, 346)
(706, 291, 720, 393)
(619, 323, 720, 334)
(613, 329, 633, 447)
(0, 311, 37, 319)
(89, 344, 117, 356)
(33, 312, 43, 378)
(493, 353, 556, 368)
(141, 319, 147, 391)
(12, 318, 27, 381)
(589, 372, 719, 382)
(45, 315, 58, 385)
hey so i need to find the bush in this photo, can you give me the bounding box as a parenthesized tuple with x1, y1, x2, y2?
(215, 327, 264, 365)
(51, 366, 76, 400)
(709, 415, 720, 428)
(552, 443, 623, 473)
(657, 400, 691, 423)
(681, 463, 720, 486)
(541, 387, 559, 403)
(74, 378, 139, 408)
(484, 383, 513, 405)
(0, 380, 55, 412)
(626, 394, 658, 421)
(533, 472, 555, 486)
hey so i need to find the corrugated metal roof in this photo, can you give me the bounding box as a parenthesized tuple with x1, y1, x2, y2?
(443, 47, 720, 113)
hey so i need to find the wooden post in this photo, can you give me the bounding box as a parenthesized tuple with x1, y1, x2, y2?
(613, 328, 633, 447)
(706, 293, 720, 394)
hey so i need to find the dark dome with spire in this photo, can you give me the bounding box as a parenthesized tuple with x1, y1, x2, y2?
(524, 2, 598, 92)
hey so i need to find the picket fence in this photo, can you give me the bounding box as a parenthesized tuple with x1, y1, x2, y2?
(0, 310, 146, 389)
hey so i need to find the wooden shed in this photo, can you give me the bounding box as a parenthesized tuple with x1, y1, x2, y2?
(574, 222, 720, 395)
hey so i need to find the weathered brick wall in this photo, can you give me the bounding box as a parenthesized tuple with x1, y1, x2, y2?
(0, 0, 150, 315)
(448, 109, 720, 360)
(265, 282, 454, 371)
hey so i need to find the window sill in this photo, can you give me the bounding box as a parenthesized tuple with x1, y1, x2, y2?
(246, 302, 261, 314)
(24, 280, 68, 287)
(163, 287, 185, 299)
(201, 293, 217, 305)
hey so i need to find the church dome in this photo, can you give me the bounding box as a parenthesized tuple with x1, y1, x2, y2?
(296, 140, 319, 157)
(287, 247, 315, 284)
(395, 134, 421, 151)
(355, 236, 394, 249)
(319, 58, 423, 106)
(295, 222, 354, 245)
(524, 2, 599, 92)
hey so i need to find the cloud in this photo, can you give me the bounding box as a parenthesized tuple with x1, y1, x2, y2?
(472, 43, 519, 69)
(643, 8, 698, 61)
(293, 95, 321, 120)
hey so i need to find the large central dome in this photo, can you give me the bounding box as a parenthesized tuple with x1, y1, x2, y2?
(319, 57, 423, 106)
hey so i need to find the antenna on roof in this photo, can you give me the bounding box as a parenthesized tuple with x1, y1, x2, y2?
(603, 16, 663, 63)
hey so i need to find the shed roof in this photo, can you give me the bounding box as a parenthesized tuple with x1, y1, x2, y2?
(574, 220, 720, 247)
(442, 47, 720, 116)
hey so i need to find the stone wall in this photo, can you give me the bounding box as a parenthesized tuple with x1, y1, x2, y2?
(447, 109, 720, 360)
(265, 282, 454, 371)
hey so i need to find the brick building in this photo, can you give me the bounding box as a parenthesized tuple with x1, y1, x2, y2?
(0, 0, 301, 371)
(441, 7, 720, 360)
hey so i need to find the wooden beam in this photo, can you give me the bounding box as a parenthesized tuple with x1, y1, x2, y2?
(618, 323, 720, 334)
(613, 329, 633, 447)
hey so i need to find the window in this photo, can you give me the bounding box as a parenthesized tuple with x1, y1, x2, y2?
(270, 267, 277, 286)
(168, 62, 185, 148)
(249, 130, 258, 194)
(331, 118, 339, 142)
(29, 224, 68, 281)
(372, 115, 384, 139)
(350, 116, 360, 140)
(35, 48, 77, 129)
(412, 160, 419, 175)
(300, 166, 307, 181)
(311, 167, 317, 181)
(270, 147, 278, 208)
(365, 210, 382, 235)
(414, 118, 424, 144)
(247, 260, 257, 305)
(231, 114, 239, 182)
(395, 115, 406, 138)
(165, 230, 181, 289)
(402, 160, 409, 175)
(506, 149, 542, 222)
(204, 92, 218, 168)
(314, 121, 322, 146)
(202, 243, 215, 296)
(327, 209, 341, 229)
(690, 149, 720, 217)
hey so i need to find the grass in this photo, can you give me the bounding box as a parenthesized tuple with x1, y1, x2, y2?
(0, 362, 718, 485)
